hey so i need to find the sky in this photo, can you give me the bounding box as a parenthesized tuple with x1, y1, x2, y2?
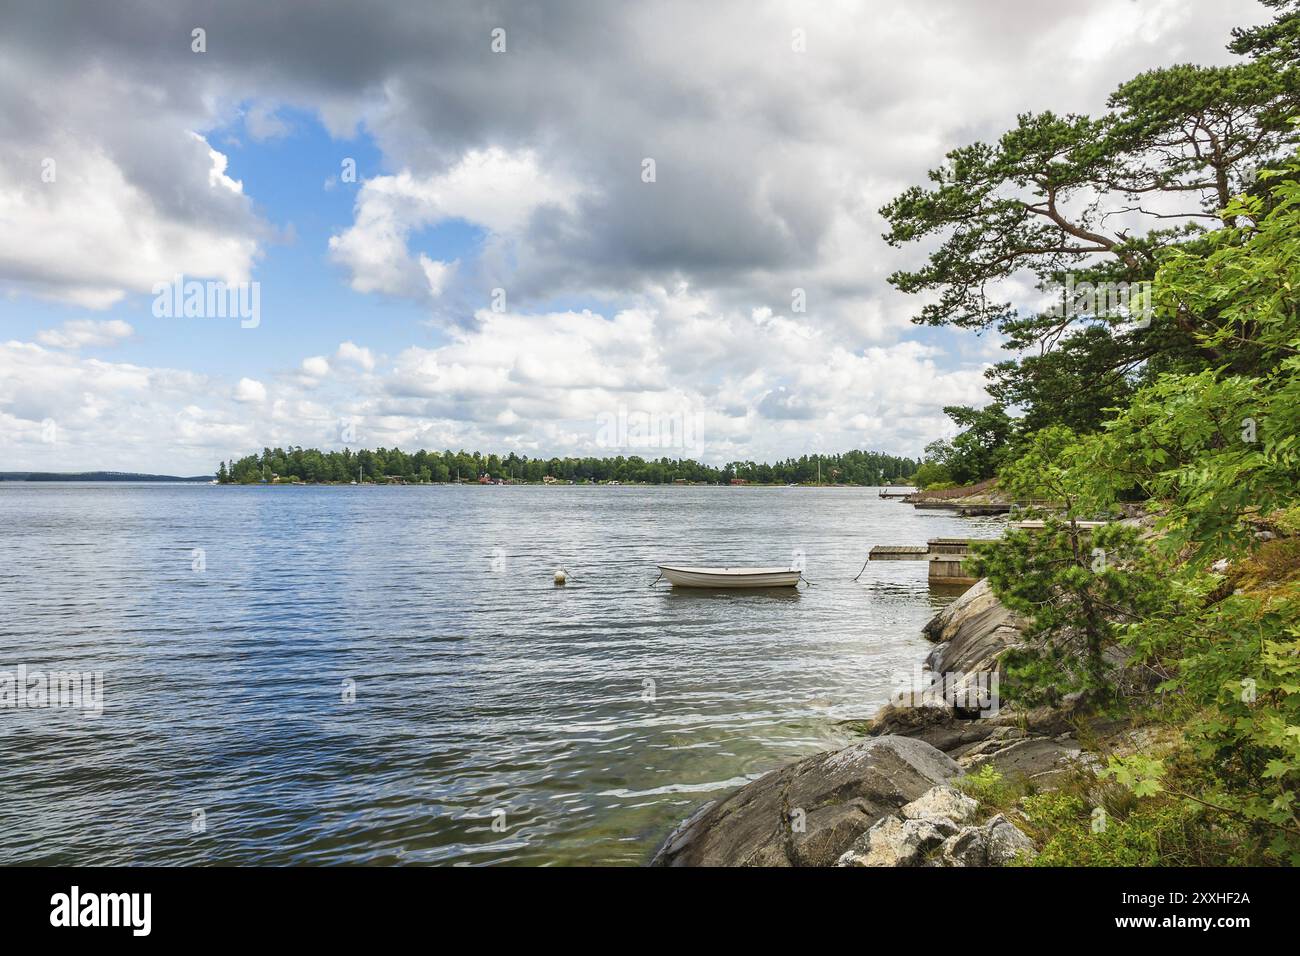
(0, 0, 1269, 474)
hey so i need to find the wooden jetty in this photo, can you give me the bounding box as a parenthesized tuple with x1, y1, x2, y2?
(867, 537, 991, 586)
(867, 544, 929, 559)
(910, 500, 1014, 515)
(866, 522, 1111, 587)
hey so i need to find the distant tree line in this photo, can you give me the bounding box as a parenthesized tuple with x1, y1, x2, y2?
(0, 471, 211, 482)
(215, 447, 919, 485)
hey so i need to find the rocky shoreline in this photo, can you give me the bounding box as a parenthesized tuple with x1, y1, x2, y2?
(650, 579, 1133, 867)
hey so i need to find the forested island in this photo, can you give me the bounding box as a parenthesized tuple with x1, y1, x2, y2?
(215, 446, 919, 486)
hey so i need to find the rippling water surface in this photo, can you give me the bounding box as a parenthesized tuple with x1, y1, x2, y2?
(0, 483, 1001, 865)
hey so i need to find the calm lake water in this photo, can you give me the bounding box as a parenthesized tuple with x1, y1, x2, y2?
(0, 483, 1000, 865)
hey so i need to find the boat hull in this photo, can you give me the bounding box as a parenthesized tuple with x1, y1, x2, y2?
(656, 565, 801, 588)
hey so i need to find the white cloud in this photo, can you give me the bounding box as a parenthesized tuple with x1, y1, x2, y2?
(301, 355, 331, 377)
(335, 341, 376, 371)
(36, 319, 133, 349)
(328, 147, 581, 298)
(366, 289, 990, 461)
(233, 377, 267, 403)
(193, 132, 245, 194)
(0, 41, 265, 310)
(419, 255, 456, 298)
(0, 340, 242, 473)
(1, 280, 998, 472)
(0, 135, 260, 308)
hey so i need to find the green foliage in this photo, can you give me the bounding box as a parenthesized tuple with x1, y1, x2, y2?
(216, 447, 920, 486)
(1276, 506, 1300, 536)
(1021, 790, 1262, 867)
(892, 6, 1300, 867)
(1231, 0, 1300, 65)
(996, 426, 1115, 516)
(974, 516, 1167, 703)
(982, 152, 1300, 862)
(1103, 755, 1165, 798)
(956, 766, 1020, 808)
(881, 6, 1299, 434)
(970, 426, 1170, 701)
(985, 326, 1148, 434)
(911, 460, 951, 489)
(1115, 587, 1300, 861)
(922, 404, 1016, 485)
(1093, 153, 1300, 565)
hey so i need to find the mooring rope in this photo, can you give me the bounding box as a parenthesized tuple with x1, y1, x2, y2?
(852, 557, 869, 582)
(648, 571, 663, 587)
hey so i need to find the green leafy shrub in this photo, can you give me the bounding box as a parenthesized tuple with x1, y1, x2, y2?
(1021, 790, 1256, 866)
(957, 766, 1021, 809)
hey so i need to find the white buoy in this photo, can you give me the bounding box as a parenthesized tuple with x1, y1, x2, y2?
(554, 569, 567, 585)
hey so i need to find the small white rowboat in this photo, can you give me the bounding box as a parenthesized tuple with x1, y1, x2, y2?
(656, 565, 802, 588)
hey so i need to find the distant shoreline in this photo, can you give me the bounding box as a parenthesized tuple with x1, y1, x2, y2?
(0, 472, 214, 483)
(0, 473, 918, 489)
(213, 479, 920, 489)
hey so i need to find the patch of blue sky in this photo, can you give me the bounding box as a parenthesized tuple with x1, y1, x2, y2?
(1, 109, 497, 376)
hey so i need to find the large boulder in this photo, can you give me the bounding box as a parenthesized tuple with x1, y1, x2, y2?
(985, 814, 1037, 865)
(649, 736, 960, 867)
(922, 579, 1026, 674)
(901, 785, 979, 824)
(835, 814, 957, 867)
(863, 698, 986, 752)
(937, 825, 990, 867)
(936, 814, 1037, 867)
(863, 693, 1086, 756)
(838, 789, 1035, 868)
(960, 735, 1086, 784)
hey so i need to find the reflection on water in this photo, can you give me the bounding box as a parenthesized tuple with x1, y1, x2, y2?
(0, 483, 1000, 865)
(660, 586, 805, 602)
